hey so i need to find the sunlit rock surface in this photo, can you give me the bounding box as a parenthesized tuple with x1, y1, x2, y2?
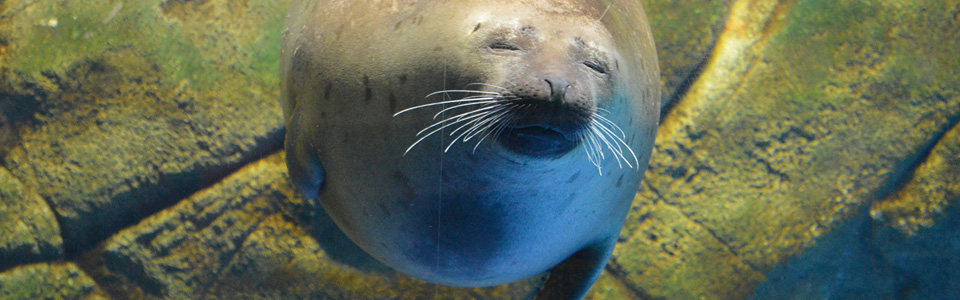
(871, 124, 960, 235)
(641, 0, 730, 109)
(0, 263, 109, 300)
(0, 0, 285, 255)
(617, 0, 959, 298)
(0, 0, 957, 299)
(0, 167, 62, 272)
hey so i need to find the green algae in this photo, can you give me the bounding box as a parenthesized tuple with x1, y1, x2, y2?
(6, 0, 286, 95)
(640, 0, 729, 105)
(10, 2, 204, 85)
(0, 263, 108, 300)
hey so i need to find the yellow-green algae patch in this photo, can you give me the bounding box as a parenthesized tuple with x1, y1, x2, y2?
(582, 270, 640, 300)
(0, 166, 62, 271)
(639, 0, 730, 106)
(0, 262, 109, 300)
(615, 0, 960, 298)
(616, 198, 766, 299)
(2, 0, 285, 91)
(871, 123, 960, 235)
(0, 0, 289, 254)
(4, 1, 202, 85)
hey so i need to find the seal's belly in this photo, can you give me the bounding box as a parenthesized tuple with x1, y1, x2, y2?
(315, 123, 637, 286)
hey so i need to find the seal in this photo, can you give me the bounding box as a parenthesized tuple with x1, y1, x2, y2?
(279, 1, 659, 299)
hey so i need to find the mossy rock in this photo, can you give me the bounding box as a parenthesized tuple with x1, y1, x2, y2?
(614, 0, 960, 298)
(0, 0, 287, 254)
(0, 167, 62, 272)
(871, 121, 960, 235)
(640, 0, 730, 108)
(0, 262, 109, 300)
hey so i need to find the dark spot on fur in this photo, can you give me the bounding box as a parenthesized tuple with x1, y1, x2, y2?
(472, 23, 482, 33)
(389, 92, 398, 113)
(336, 22, 347, 40)
(324, 81, 333, 100)
(616, 174, 624, 188)
(363, 75, 372, 104)
(520, 25, 536, 35)
(398, 74, 408, 84)
(378, 202, 391, 217)
(395, 21, 403, 30)
(566, 171, 581, 183)
(393, 170, 416, 200)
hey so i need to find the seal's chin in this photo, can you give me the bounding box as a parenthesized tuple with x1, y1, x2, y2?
(498, 124, 579, 158)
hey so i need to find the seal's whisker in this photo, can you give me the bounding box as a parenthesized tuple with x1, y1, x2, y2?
(591, 125, 625, 169)
(595, 117, 639, 168)
(472, 106, 520, 153)
(426, 90, 501, 98)
(586, 128, 606, 161)
(592, 118, 639, 168)
(580, 130, 604, 174)
(591, 120, 627, 162)
(432, 100, 501, 119)
(394, 97, 497, 117)
(489, 105, 524, 145)
(447, 105, 510, 139)
(404, 119, 471, 155)
(446, 107, 511, 152)
(465, 83, 508, 91)
(594, 114, 626, 138)
(469, 114, 508, 152)
(599, 125, 632, 169)
(405, 108, 501, 155)
(464, 105, 514, 142)
(580, 131, 597, 165)
(416, 104, 504, 136)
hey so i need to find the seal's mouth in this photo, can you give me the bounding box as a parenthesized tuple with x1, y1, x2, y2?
(498, 124, 579, 157)
(494, 96, 590, 158)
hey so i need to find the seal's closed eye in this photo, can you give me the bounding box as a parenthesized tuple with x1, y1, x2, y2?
(489, 40, 522, 51)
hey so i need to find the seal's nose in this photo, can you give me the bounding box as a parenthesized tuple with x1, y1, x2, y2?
(543, 76, 569, 103)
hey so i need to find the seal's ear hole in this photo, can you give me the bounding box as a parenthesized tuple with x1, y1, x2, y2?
(489, 40, 522, 51)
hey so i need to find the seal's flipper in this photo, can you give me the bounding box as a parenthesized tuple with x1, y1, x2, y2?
(285, 106, 325, 200)
(534, 238, 617, 300)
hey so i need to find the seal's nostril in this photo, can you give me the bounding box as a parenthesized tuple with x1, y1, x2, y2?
(543, 76, 569, 103)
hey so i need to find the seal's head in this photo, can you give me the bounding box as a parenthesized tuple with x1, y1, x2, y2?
(394, 3, 648, 169)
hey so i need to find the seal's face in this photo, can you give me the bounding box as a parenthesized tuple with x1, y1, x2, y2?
(395, 8, 636, 168)
(485, 25, 616, 158)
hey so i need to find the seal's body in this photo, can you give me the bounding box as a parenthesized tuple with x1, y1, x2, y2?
(280, 1, 658, 298)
